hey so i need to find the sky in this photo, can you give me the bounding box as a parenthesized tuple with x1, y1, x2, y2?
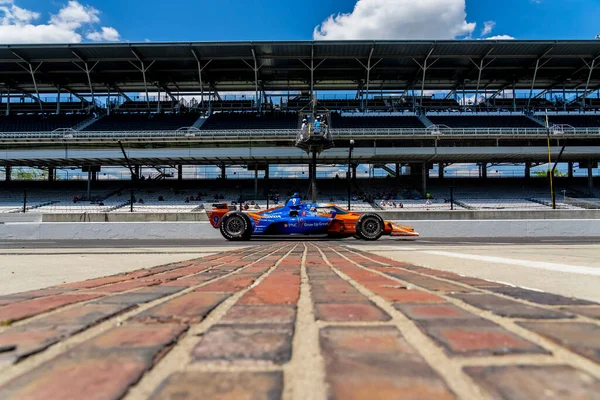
(0, 0, 599, 44)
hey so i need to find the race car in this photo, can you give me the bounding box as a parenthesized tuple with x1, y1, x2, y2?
(207, 194, 419, 241)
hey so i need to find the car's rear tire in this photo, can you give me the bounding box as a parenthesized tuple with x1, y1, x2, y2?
(220, 212, 252, 241)
(356, 213, 384, 241)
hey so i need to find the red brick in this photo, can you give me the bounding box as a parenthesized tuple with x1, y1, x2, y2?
(238, 272, 300, 305)
(87, 279, 162, 294)
(394, 303, 481, 321)
(221, 305, 296, 325)
(0, 324, 185, 400)
(421, 321, 548, 357)
(451, 293, 572, 319)
(374, 288, 446, 304)
(518, 321, 600, 364)
(0, 288, 69, 306)
(0, 294, 102, 324)
(465, 365, 600, 400)
(149, 371, 283, 400)
(192, 325, 293, 364)
(159, 276, 212, 287)
(314, 303, 390, 322)
(488, 287, 595, 306)
(92, 286, 186, 306)
(0, 303, 133, 364)
(132, 292, 229, 324)
(197, 275, 259, 293)
(59, 275, 137, 290)
(374, 269, 472, 293)
(320, 327, 455, 400)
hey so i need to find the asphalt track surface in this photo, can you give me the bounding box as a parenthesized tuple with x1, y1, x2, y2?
(1, 236, 599, 249)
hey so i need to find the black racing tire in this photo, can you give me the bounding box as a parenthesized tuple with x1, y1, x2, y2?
(220, 212, 252, 241)
(355, 213, 385, 241)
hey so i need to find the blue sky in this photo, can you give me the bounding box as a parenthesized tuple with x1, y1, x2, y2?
(1, 0, 599, 44)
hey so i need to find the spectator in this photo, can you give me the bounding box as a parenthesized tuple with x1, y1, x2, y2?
(138, 198, 144, 204)
(158, 196, 164, 201)
(185, 197, 190, 203)
(73, 196, 79, 203)
(254, 203, 261, 210)
(399, 202, 404, 209)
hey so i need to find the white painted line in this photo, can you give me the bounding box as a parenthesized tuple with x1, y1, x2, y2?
(422, 250, 600, 276)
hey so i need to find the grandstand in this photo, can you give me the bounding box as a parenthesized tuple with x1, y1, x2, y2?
(0, 40, 599, 215)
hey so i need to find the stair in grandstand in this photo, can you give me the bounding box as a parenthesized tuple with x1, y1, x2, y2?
(9, 200, 59, 213)
(74, 112, 105, 131)
(191, 114, 208, 129)
(418, 113, 434, 127)
(527, 198, 570, 209)
(525, 113, 547, 127)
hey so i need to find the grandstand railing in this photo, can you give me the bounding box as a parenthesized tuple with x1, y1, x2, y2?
(1, 127, 600, 142)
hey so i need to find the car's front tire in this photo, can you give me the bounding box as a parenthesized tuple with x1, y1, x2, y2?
(220, 212, 252, 241)
(355, 213, 384, 241)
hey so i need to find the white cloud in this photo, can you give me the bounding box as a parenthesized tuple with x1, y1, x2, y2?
(0, 0, 120, 44)
(481, 21, 495, 36)
(313, 0, 476, 40)
(485, 34, 515, 40)
(87, 26, 119, 42)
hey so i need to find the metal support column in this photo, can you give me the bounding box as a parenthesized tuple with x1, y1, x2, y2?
(191, 50, 212, 110)
(395, 163, 401, 180)
(130, 50, 156, 111)
(412, 46, 437, 110)
(421, 163, 427, 196)
(242, 49, 264, 112)
(356, 47, 382, 112)
(87, 170, 92, 199)
(481, 162, 487, 179)
(588, 164, 594, 196)
(254, 167, 258, 200)
(177, 165, 183, 181)
(469, 49, 495, 109)
(107, 86, 111, 116)
(5, 166, 11, 182)
(48, 167, 55, 182)
(438, 163, 444, 179)
(525, 162, 531, 179)
(13, 51, 44, 113)
(568, 162, 574, 179)
(5, 86, 9, 116)
(220, 164, 226, 180)
(56, 86, 61, 114)
(299, 48, 326, 116)
(581, 56, 599, 109)
(527, 48, 553, 109)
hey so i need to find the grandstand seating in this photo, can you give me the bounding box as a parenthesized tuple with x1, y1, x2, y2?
(0, 115, 90, 132)
(200, 112, 298, 130)
(546, 114, 600, 127)
(0, 101, 90, 114)
(331, 113, 424, 129)
(84, 113, 201, 131)
(117, 100, 178, 112)
(489, 98, 555, 110)
(427, 115, 542, 128)
(209, 100, 254, 111)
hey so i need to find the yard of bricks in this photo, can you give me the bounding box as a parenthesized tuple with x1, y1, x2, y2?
(0, 242, 599, 399)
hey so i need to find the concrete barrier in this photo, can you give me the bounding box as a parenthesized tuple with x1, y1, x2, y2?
(1, 219, 599, 240)
(37, 209, 600, 223)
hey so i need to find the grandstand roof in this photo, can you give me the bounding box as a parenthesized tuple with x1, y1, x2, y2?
(1, 40, 600, 95)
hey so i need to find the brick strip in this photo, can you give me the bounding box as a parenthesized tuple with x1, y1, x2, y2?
(320, 326, 456, 400)
(307, 250, 390, 322)
(0, 294, 102, 324)
(148, 371, 283, 400)
(518, 321, 600, 364)
(464, 365, 600, 400)
(451, 293, 574, 319)
(0, 324, 186, 400)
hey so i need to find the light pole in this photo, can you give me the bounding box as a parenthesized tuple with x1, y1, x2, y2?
(347, 139, 355, 210)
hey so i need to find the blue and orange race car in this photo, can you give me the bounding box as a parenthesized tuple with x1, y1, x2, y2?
(208, 194, 419, 241)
